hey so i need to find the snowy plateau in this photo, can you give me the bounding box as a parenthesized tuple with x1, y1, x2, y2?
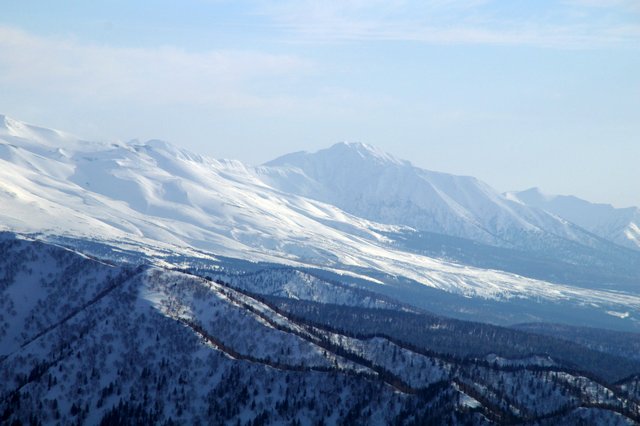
(2, 115, 640, 425)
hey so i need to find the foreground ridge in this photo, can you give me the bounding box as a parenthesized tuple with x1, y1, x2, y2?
(2, 235, 640, 424)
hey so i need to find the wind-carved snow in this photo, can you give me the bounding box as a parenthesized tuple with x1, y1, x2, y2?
(2, 116, 640, 324)
(626, 223, 640, 247)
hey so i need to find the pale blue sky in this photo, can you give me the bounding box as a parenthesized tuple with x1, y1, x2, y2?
(1, 1, 639, 206)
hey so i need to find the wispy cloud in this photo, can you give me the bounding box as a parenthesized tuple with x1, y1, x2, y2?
(256, 0, 640, 48)
(563, 0, 640, 10)
(0, 25, 312, 107)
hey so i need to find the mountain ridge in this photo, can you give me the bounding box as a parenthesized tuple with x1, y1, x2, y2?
(508, 187, 640, 250)
(2, 114, 640, 331)
(259, 142, 629, 254)
(4, 233, 640, 424)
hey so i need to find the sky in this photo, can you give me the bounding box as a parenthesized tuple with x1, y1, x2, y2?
(0, 0, 639, 207)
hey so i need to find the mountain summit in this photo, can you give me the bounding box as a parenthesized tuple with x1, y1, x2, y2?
(261, 143, 608, 251)
(267, 142, 408, 168)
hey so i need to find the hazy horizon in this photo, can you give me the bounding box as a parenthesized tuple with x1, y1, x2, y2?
(1, 1, 638, 207)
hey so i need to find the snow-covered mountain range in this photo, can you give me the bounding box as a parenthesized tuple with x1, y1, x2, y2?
(507, 187, 640, 251)
(3, 114, 640, 424)
(1, 114, 640, 330)
(261, 142, 601, 250)
(2, 234, 640, 424)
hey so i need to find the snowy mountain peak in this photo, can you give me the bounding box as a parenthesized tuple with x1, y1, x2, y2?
(0, 114, 106, 153)
(508, 188, 640, 250)
(0, 114, 64, 141)
(0, 114, 20, 132)
(130, 138, 208, 163)
(261, 144, 599, 247)
(325, 141, 408, 166)
(510, 187, 554, 204)
(141, 138, 175, 151)
(0, 114, 27, 137)
(265, 141, 407, 169)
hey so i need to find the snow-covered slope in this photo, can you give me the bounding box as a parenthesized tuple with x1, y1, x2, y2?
(0, 115, 398, 264)
(2, 115, 640, 328)
(261, 142, 609, 252)
(3, 235, 640, 425)
(507, 187, 640, 251)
